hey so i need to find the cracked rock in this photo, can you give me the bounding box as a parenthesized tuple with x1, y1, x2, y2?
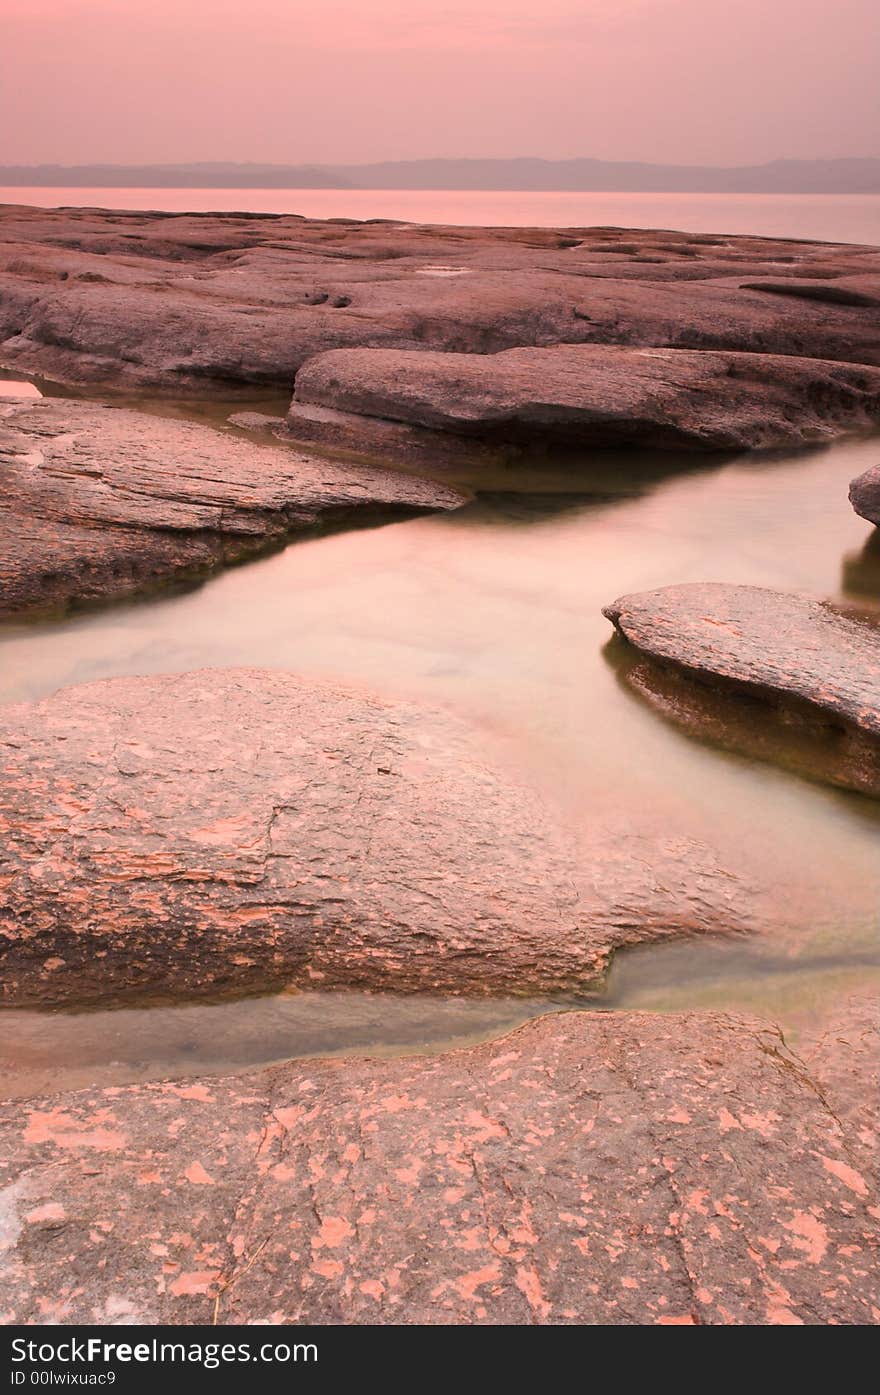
(0, 668, 762, 1006)
(0, 397, 467, 617)
(0, 1003, 876, 1324)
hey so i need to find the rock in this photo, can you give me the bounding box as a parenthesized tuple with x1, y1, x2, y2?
(0, 1003, 876, 1324)
(226, 410, 286, 431)
(0, 397, 466, 616)
(1, 207, 879, 393)
(850, 463, 880, 526)
(289, 344, 880, 456)
(604, 584, 880, 797)
(282, 400, 508, 470)
(0, 668, 760, 1008)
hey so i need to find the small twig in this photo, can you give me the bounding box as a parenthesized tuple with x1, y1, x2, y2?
(212, 1235, 270, 1325)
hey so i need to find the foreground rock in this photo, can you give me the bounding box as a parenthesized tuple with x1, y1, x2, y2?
(1, 206, 879, 394)
(850, 464, 880, 526)
(0, 397, 465, 616)
(604, 584, 880, 797)
(287, 344, 880, 456)
(0, 669, 759, 1008)
(0, 1004, 876, 1324)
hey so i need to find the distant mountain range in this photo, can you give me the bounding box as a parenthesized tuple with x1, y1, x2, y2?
(2, 157, 879, 193)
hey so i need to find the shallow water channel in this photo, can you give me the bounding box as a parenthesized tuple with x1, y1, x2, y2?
(1, 377, 878, 1095)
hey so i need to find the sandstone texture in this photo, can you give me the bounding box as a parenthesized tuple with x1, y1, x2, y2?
(1, 206, 879, 397)
(850, 464, 880, 527)
(0, 1003, 876, 1325)
(288, 344, 880, 454)
(0, 669, 759, 1008)
(605, 584, 880, 796)
(0, 396, 465, 616)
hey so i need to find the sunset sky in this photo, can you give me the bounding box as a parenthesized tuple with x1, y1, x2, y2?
(3, 0, 879, 167)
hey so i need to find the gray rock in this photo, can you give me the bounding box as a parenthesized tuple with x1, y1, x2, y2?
(0, 1001, 876, 1324)
(604, 583, 880, 796)
(0, 667, 762, 1007)
(2, 206, 879, 393)
(850, 463, 880, 526)
(0, 397, 466, 615)
(290, 343, 880, 454)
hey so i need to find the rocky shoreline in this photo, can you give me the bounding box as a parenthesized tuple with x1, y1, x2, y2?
(0, 396, 466, 617)
(604, 583, 880, 797)
(1, 1000, 876, 1325)
(0, 667, 766, 1009)
(0, 205, 878, 1326)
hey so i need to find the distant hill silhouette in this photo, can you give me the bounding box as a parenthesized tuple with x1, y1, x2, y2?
(2, 157, 878, 193)
(0, 163, 349, 189)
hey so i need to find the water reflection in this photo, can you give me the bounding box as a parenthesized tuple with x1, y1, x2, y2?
(1, 934, 876, 1099)
(842, 529, 880, 600)
(0, 379, 42, 398)
(1, 413, 878, 1079)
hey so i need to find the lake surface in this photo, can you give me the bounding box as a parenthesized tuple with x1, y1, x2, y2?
(0, 380, 878, 1095)
(2, 188, 879, 244)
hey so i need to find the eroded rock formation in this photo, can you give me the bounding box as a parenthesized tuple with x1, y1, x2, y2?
(1, 206, 879, 394)
(850, 464, 880, 527)
(0, 1003, 876, 1324)
(605, 583, 880, 796)
(0, 668, 759, 1008)
(286, 344, 880, 456)
(0, 397, 466, 616)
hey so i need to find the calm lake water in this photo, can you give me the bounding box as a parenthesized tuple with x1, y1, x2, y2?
(0, 373, 878, 1094)
(2, 187, 879, 244)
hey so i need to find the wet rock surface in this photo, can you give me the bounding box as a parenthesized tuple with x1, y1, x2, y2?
(605, 583, 880, 795)
(289, 344, 880, 454)
(0, 397, 466, 616)
(850, 463, 880, 526)
(1, 206, 879, 394)
(0, 1003, 876, 1325)
(0, 668, 760, 1008)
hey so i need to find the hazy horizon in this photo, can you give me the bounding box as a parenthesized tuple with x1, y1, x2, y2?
(4, 1, 879, 168)
(4, 155, 879, 172)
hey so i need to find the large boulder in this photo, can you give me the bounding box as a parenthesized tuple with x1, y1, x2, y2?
(604, 583, 880, 796)
(287, 344, 880, 456)
(1, 206, 879, 393)
(0, 668, 760, 1008)
(0, 1002, 876, 1324)
(0, 397, 466, 616)
(850, 463, 880, 526)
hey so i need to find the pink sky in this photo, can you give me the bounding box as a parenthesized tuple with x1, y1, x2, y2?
(3, 0, 878, 166)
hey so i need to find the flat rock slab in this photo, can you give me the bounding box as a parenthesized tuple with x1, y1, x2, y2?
(0, 397, 465, 616)
(0, 669, 760, 1008)
(0, 1004, 876, 1325)
(1, 207, 879, 393)
(850, 464, 880, 526)
(604, 584, 880, 796)
(290, 344, 880, 454)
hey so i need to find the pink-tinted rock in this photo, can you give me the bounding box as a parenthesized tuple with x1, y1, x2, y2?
(1, 206, 879, 394)
(604, 584, 880, 796)
(850, 464, 880, 527)
(289, 344, 880, 455)
(0, 669, 760, 1008)
(0, 397, 466, 616)
(0, 1004, 876, 1324)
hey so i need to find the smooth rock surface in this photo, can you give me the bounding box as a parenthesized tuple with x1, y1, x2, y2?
(0, 397, 466, 616)
(850, 463, 880, 526)
(0, 1003, 876, 1325)
(604, 584, 880, 795)
(0, 669, 759, 1008)
(1, 207, 879, 393)
(290, 344, 880, 453)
